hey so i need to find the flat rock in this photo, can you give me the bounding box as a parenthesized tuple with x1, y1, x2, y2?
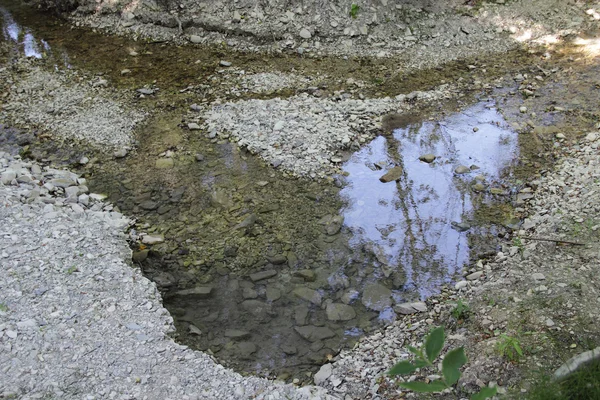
(361, 283, 392, 311)
(293, 269, 316, 282)
(299, 28, 312, 39)
(224, 329, 251, 340)
(189, 35, 202, 43)
(249, 270, 277, 282)
(326, 303, 356, 321)
(141, 234, 164, 244)
(293, 287, 323, 305)
(314, 363, 333, 385)
(379, 166, 403, 183)
(237, 342, 257, 358)
(175, 287, 213, 298)
(294, 325, 336, 342)
(454, 165, 470, 174)
(395, 301, 428, 315)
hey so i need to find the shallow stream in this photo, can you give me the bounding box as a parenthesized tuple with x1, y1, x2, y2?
(0, 2, 551, 383)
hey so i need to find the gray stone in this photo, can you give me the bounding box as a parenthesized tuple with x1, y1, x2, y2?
(294, 326, 336, 342)
(175, 287, 213, 298)
(132, 250, 149, 263)
(299, 28, 312, 39)
(361, 283, 392, 311)
(237, 342, 257, 358)
(242, 288, 258, 299)
(455, 280, 468, 290)
(379, 166, 403, 183)
(326, 303, 356, 321)
(189, 35, 202, 43)
(241, 300, 270, 319)
(554, 347, 600, 380)
(267, 254, 287, 265)
(114, 148, 128, 158)
(249, 270, 277, 282)
(49, 178, 76, 188)
(188, 122, 201, 130)
(224, 329, 251, 340)
(142, 234, 164, 244)
(293, 287, 322, 305)
(314, 363, 333, 385)
(293, 270, 316, 282)
(139, 201, 158, 210)
(219, 61, 232, 67)
(531, 273, 546, 281)
(395, 302, 428, 315)
(294, 305, 309, 325)
(266, 287, 281, 302)
(466, 271, 483, 280)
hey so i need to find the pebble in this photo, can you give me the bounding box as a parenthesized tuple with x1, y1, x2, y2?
(189, 35, 202, 43)
(299, 28, 312, 39)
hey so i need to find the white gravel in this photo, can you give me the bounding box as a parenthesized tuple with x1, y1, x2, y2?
(201, 85, 455, 177)
(0, 152, 334, 400)
(1, 63, 145, 149)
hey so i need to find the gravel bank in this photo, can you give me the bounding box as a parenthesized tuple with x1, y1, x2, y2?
(0, 152, 333, 400)
(55, 0, 597, 69)
(200, 85, 455, 178)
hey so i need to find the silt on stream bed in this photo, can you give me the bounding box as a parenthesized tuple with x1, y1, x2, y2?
(0, 2, 530, 383)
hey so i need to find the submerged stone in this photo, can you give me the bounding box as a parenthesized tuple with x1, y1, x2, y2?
(294, 325, 335, 342)
(361, 283, 392, 311)
(379, 166, 403, 183)
(325, 303, 356, 321)
(293, 287, 323, 305)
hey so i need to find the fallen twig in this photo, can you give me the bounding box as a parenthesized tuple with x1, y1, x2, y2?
(523, 237, 587, 246)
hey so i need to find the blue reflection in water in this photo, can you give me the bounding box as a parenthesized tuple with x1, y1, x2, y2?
(1, 6, 45, 59)
(341, 102, 518, 299)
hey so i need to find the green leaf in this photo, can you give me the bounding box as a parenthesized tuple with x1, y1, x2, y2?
(442, 347, 467, 386)
(414, 359, 429, 368)
(407, 345, 421, 356)
(388, 361, 418, 376)
(399, 380, 448, 393)
(514, 341, 523, 356)
(471, 386, 498, 400)
(425, 327, 445, 363)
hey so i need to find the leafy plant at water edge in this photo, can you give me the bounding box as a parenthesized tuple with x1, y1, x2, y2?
(451, 299, 471, 321)
(388, 327, 497, 399)
(496, 333, 523, 362)
(349, 3, 360, 18)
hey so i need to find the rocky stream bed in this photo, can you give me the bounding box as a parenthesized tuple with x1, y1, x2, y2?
(2, 1, 600, 399)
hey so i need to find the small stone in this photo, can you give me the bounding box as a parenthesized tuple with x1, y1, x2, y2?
(175, 287, 213, 298)
(519, 106, 527, 113)
(419, 154, 436, 163)
(190, 35, 202, 43)
(142, 234, 164, 244)
(379, 166, 403, 183)
(224, 329, 251, 340)
(531, 273, 546, 281)
(79, 156, 89, 165)
(219, 60, 232, 67)
(361, 283, 392, 311)
(454, 165, 470, 174)
(188, 122, 201, 130)
(121, 69, 131, 76)
(546, 318, 555, 327)
(293, 270, 316, 282)
(395, 302, 428, 315)
(114, 148, 128, 158)
(299, 28, 312, 39)
(455, 280, 468, 290)
(195, 154, 204, 162)
(314, 363, 333, 385)
(132, 250, 149, 263)
(556, 133, 566, 139)
(293, 287, 322, 305)
(1, 170, 16, 185)
(294, 325, 335, 342)
(585, 132, 598, 142)
(326, 303, 356, 321)
(466, 271, 483, 280)
(249, 270, 277, 282)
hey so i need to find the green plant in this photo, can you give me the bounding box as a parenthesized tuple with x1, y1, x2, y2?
(451, 299, 471, 320)
(388, 327, 497, 399)
(0, 303, 8, 312)
(496, 333, 523, 362)
(349, 3, 360, 18)
(66, 266, 78, 274)
(512, 236, 524, 252)
(527, 360, 600, 400)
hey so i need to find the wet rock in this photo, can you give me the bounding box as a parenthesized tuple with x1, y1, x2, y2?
(294, 325, 335, 342)
(454, 165, 470, 174)
(266, 287, 281, 302)
(249, 269, 277, 282)
(326, 303, 356, 321)
(175, 286, 213, 298)
(242, 288, 258, 299)
(139, 200, 158, 210)
(341, 289, 360, 304)
(419, 154, 436, 163)
(314, 363, 333, 385)
(293, 269, 316, 282)
(293, 287, 322, 305)
(233, 214, 257, 230)
(361, 283, 392, 311)
(394, 302, 428, 315)
(325, 215, 344, 235)
(379, 166, 403, 183)
(219, 60, 232, 67)
(153, 272, 175, 288)
(451, 221, 470, 232)
(237, 342, 257, 358)
(188, 324, 202, 336)
(282, 344, 297, 355)
(241, 300, 270, 319)
(155, 158, 174, 169)
(224, 329, 251, 340)
(210, 189, 232, 208)
(267, 254, 287, 265)
(223, 245, 238, 258)
(294, 305, 309, 325)
(142, 234, 164, 245)
(328, 273, 349, 290)
(132, 250, 149, 263)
